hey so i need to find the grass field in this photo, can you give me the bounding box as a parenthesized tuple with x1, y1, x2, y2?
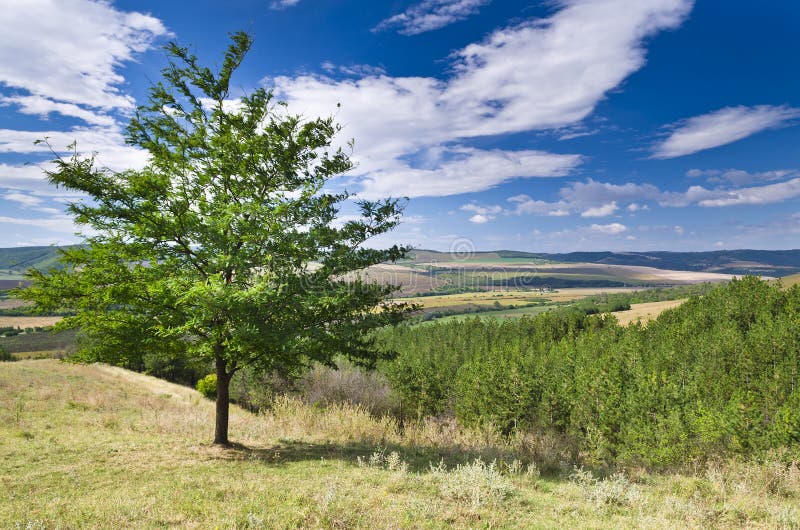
(397, 288, 639, 310)
(779, 273, 800, 288)
(0, 315, 62, 328)
(612, 299, 688, 326)
(2, 360, 800, 528)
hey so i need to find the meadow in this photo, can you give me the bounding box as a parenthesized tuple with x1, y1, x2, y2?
(3, 359, 800, 529)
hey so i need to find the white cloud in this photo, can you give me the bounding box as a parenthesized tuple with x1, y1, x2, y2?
(374, 0, 490, 35)
(0, 0, 168, 113)
(461, 202, 503, 223)
(652, 105, 800, 159)
(271, 0, 693, 198)
(686, 168, 797, 186)
(468, 214, 490, 224)
(0, 95, 117, 127)
(694, 177, 800, 207)
(0, 0, 164, 205)
(0, 214, 80, 233)
(270, 0, 301, 10)
(357, 147, 580, 199)
(581, 201, 618, 217)
(589, 223, 628, 235)
(507, 170, 800, 219)
(674, 225, 684, 235)
(2, 192, 43, 207)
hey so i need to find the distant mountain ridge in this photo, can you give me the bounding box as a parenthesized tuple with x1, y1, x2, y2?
(2, 246, 799, 278)
(408, 249, 800, 277)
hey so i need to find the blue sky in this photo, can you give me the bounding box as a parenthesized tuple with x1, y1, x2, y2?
(1, 0, 799, 252)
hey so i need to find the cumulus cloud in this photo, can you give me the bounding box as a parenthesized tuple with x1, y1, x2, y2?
(374, 0, 491, 35)
(589, 223, 628, 235)
(461, 202, 503, 223)
(652, 105, 800, 159)
(0, 0, 168, 116)
(581, 201, 618, 217)
(271, 0, 694, 198)
(0, 0, 168, 247)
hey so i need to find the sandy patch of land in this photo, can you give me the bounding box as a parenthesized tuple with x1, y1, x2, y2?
(0, 315, 62, 328)
(612, 299, 687, 326)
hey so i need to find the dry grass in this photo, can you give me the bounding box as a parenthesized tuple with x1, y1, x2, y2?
(2, 360, 800, 528)
(778, 273, 800, 289)
(0, 298, 31, 310)
(612, 299, 688, 326)
(0, 315, 62, 328)
(397, 287, 640, 311)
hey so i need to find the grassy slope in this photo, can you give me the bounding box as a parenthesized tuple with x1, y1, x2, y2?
(779, 273, 800, 288)
(3, 360, 800, 529)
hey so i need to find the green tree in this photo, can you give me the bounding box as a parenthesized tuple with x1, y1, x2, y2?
(20, 33, 414, 445)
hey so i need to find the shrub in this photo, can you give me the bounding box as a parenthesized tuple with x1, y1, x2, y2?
(299, 361, 400, 417)
(196, 374, 217, 399)
(454, 345, 537, 434)
(429, 458, 515, 510)
(0, 343, 13, 362)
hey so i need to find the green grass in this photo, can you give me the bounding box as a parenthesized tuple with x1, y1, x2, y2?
(2, 360, 799, 528)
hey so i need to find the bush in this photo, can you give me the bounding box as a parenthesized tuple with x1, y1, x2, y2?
(196, 374, 217, 399)
(299, 361, 400, 417)
(454, 346, 537, 434)
(0, 343, 13, 362)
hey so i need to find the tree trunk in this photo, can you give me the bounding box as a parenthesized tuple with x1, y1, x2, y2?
(214, 355, 232, 445)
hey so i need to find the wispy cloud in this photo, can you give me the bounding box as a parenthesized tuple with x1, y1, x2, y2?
(652, 105, 800, 159)
(503, 172, 800, 219)
(374, 0, 490, 35)
(270, 0, 302, 10)
(272, 0, 694, 199)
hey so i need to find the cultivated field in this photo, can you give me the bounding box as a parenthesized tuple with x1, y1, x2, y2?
(363, 258, 734, 296)
(612, 299, 688, 326)
(2, 360, 799, 528)
(0, 315, 62, 328)
(396, 287, 640, 310)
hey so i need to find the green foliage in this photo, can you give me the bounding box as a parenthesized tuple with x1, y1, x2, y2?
(0, 343, 13, 362)
(196, 374, 217, 399)
(454, 345, 537, 434)
(381, 277, 800, 466)
(18, 32, 415, 443)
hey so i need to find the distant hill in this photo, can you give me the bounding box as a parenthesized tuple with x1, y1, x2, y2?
(407, 249, 800, 277)
(0, 245, 67, 272)
(0, 246, 71, 287)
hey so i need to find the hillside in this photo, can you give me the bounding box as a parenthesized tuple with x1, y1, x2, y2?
(0, 246, 70, 286)
(2, 360, 799, 528)
(405, 249, 800, 277)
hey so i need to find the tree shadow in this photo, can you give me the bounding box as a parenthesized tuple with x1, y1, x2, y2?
(210, 438, 568, 477)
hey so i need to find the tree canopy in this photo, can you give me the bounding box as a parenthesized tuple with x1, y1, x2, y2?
(21, 32, 414, 444)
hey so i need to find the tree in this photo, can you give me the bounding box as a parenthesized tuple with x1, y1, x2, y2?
(20, 32, 415, 445)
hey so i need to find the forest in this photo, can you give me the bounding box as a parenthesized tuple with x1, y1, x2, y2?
(378, 276, 800, 466)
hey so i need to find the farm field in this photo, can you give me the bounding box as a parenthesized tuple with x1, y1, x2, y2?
(612, 299, 688, 326)
(2, 359, 799, 529)
(780, 273, 800, 288)
(364, 259, 735, 295)
(0, 315, 62, 328)
(398, 287, 641, 309)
